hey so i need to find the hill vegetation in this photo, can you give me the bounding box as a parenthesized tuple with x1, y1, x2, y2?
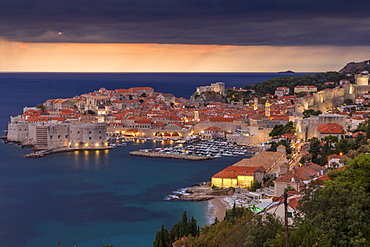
(152, 153, 370, 247)
(248, 71, 350, 96)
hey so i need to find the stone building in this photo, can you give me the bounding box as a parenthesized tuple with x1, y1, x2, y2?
(7, 120, 107, 150)
(211, 166, 265, 188)
(196, 82, 226, 95)
(294, 85, 317, 94)
(317, 123, 345, 140)
(233, 150, 288, 176)
(295, 114, 347, 140)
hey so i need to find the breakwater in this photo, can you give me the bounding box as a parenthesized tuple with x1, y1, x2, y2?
(24, 146, 114, 158)
(129, 151, 213, 160)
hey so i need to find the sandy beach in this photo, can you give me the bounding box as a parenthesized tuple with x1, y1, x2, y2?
(209, 196, 231, 222)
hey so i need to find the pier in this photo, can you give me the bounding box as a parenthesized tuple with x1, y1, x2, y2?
(24, 146, 114, 158)
(129, 151, 213, 160)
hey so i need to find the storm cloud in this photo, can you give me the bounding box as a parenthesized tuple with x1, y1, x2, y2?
(1, 0, 370, 46)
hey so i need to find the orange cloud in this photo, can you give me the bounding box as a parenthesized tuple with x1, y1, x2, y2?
(1, 41, 369, 72)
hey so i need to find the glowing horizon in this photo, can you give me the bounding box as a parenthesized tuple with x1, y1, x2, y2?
(1, 40, 369, 73)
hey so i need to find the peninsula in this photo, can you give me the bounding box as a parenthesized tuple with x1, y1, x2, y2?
(5, 63, 370, 161)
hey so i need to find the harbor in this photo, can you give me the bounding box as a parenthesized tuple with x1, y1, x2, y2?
(129, 138, 256, 159)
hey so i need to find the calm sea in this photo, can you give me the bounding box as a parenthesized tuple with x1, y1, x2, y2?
(0, 72, 314, 247)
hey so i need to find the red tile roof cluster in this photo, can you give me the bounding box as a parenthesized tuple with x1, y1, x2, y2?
(274, 163, 326, 183)
(317, 123, 344, 134)
(204, 126, 221, 131)
(151, 121, 166, 127)
(134, 118, 152, 124)
(352, 131, 366, 138)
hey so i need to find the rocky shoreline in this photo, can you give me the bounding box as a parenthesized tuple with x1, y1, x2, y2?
(167, 184, 235, 201)
(129, 151, 213, 160)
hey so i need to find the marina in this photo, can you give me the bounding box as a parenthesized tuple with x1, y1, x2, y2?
(133, 139, 256, 159)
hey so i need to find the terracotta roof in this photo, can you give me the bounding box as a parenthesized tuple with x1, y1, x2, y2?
(282, 134, 296, 139)
(130, 87, 154, 90)
(328, 154, 347, 159)
(274, 163, 326, 183)
(115, 89, 129, 93)
(233, 151, 286, 170)
(204, 126, 221, 131)
(210, 117, 235, 122)
(135, 118, 152, 124)
(288, 197, 302, 209)
(352, 131, 366, 138)
(26, 117, 49, 122)
(317, 123, 344, 134)
(212, 166, 264, 179)
(151, 121, 166, 127)
(352, 116, 365, 120)
(173, 122, 185, 128)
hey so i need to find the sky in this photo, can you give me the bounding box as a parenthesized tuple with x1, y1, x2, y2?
(1, 0, 370, 72)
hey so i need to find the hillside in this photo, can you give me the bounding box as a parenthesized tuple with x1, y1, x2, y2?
(339, 60, 370, 74)
(248, 72, 349, 96)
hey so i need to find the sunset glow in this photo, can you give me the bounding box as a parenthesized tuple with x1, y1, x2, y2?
(1, 41, 370, 72)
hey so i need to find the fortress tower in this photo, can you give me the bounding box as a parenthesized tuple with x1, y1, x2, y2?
(355, 71, 369, 85)
(355, 71, 370, 96)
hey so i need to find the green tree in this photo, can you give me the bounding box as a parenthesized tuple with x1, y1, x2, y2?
(303, 109, 322, 118)
(267, 223, 331, 247)
(243, 213, 283, 247)
(282, 121, 296, 135)
(299, 184, 370, 246)
(335, 138, 350, 154)
(267, 141, 279, 151)
(153, 211, 200, 245)
(298, 154, 370, 246)
(322, 135, 338, 148)
(153, 224, 171, 247)
(269, 121, 295, 137)
(309, 137, 321, 164)
(269, 124, 284, 137)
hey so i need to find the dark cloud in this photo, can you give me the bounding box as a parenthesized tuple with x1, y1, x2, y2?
(1, 0, 370, 46)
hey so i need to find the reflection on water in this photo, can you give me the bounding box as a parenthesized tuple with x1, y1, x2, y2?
(71, 150, 110, 170)
(94, 150, 100, 169)
(83, 151, 89, 169)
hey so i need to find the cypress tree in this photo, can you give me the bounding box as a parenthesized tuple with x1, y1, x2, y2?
(189, 216, 199, 236)
(153, 224, 171, 247)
